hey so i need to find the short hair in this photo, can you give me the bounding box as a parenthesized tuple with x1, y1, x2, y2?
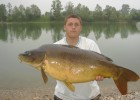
(64, 14, 82, 25)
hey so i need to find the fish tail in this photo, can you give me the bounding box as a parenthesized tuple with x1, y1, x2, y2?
(114, 67, 139, 95)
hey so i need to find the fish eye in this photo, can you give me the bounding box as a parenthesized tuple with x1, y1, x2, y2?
(25, 51, 32, 56)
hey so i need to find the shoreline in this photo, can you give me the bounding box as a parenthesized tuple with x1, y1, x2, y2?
(0, 86, 140, 100)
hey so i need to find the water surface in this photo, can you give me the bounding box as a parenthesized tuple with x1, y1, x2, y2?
(0, 22, 140, 89)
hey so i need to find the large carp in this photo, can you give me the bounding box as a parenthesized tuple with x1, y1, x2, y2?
(18, 44, 139, 95)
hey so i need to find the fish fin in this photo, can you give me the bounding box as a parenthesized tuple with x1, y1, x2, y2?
(101, 54, 112, 61)
(113, 67, 139, 95)
(114, 76, 127, 95)
(95, 52, 113, 62)
(64, 82, 75, 92)
(41, 67, 48, 83)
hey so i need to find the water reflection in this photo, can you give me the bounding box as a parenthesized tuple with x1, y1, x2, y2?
(0, 24, 8, 41)
(91, 22, 139, 39)
(0, 22, 140, 42)
(49, 22, 64, 42)
(0, 23, 42, 42)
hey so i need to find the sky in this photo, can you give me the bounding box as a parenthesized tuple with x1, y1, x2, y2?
(1, 0, 140, 14)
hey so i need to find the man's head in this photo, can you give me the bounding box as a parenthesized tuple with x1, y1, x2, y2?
(64, 14, 82, 25)
(64, 14, 82, 38)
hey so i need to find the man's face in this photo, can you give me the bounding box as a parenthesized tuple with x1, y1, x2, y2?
(64, 18, 82, 38)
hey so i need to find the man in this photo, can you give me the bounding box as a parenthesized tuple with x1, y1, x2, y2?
(54, 14, 103, 100)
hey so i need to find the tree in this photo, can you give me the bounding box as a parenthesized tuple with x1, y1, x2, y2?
(74, 3, 82, 16)
(0, 4, 7, 21)
(93, 4, 103, 21)
(64, 1, 74, 16)
(24, 5, 41, 21)
(7, 3, 12, 21)
(51, 0, 63, 20)
(30, 4, 41, 19)
(121, 4, 130, 15)
(74, 4, 91, 21)
(109, 7, 118, 21)
(11, 6, 20, 21)
(80, 5, 90, 21)
(25, 7, 32, 21)
(103, 5, 118, 21)
(130, 9, 140, 21)
(10, 5, 26, 21)
(18, 5, 26, 21)
(103, 5, 111, 21)
(120, 4, 130, 20)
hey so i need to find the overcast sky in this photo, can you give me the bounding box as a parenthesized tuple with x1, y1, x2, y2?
(1, 0, 140, 14)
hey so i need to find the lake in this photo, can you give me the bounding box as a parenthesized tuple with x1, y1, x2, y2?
(0, 22, 140, 90)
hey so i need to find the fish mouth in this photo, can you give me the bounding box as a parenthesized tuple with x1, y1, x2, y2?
(18, 54, 34, 63)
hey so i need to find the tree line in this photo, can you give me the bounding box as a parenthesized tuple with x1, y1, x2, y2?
(0, 0, 140, 22)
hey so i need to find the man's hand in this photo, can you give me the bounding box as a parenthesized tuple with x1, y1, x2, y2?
(95, 76, 104, 81)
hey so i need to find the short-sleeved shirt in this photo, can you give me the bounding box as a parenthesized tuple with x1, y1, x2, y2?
(54, 36, 101, 100)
